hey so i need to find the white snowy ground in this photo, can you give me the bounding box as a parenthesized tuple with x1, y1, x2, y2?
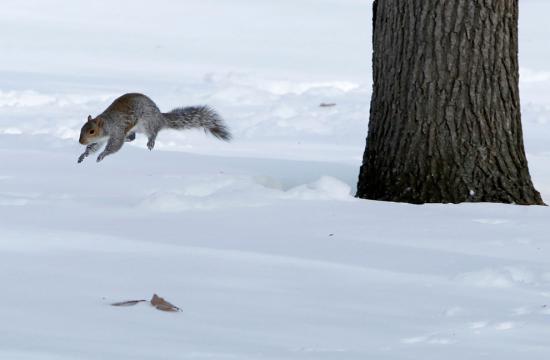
(1, 1, 550, 359)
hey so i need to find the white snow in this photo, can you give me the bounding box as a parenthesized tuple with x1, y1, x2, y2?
(1, 1, 550, 359)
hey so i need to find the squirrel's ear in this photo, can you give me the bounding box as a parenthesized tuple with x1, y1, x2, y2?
(96, 118, 104, 127)
(87, 115, 92, 122)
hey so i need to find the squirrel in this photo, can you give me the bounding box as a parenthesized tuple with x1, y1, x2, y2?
(77, 93, 231, 163)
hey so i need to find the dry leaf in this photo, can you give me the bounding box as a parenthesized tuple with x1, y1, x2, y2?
(111, 299, 147, 307)
(150, 294, 181, 312)
(110, 294, 181, 312)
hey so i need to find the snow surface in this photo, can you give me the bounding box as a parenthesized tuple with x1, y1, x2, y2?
(1, 1, 550, 359)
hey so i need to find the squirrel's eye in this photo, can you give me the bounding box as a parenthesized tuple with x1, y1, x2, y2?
(89, 130, 95, 135)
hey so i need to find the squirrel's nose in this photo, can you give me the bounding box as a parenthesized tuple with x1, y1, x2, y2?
(79, 137, 85, 145)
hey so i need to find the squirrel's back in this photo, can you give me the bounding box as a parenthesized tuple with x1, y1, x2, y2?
(102, 93, 161, 117)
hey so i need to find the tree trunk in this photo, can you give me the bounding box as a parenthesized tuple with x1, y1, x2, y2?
(356, 0, 544, 205)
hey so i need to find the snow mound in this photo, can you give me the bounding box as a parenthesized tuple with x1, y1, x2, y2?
(0, 196, 28, 206)
(138, 176, 275, 212)
(139, 175, 352, 212)
(284, 176, 352, 200)
(0, 90, 55, 107)
(456, 267, 537, 288)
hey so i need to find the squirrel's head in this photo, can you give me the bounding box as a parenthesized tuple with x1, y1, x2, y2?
(79, 115, 105, 145)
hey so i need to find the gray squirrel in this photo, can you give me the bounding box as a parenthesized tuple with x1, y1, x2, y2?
(78, 93, 231, 163)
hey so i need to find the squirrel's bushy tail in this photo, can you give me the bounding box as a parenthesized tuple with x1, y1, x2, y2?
(163, 106, 232, 141)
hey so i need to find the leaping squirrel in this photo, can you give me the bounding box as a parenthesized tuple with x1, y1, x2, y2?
(77, 93, 231, 163)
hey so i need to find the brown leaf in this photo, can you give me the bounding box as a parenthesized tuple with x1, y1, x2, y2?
(150, 294, 181, 312)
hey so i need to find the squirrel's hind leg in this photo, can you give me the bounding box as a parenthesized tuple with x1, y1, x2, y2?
(142, 114, 166, 150)
(146, 134, 157, 150)
(145, 125, 162, 151)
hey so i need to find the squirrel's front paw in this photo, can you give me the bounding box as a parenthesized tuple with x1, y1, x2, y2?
(77, 154, 86, 163)
(147, 139, 155, 150)
(96, 153, 106, 162)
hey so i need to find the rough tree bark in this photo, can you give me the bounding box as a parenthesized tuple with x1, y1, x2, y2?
(356, 0, 544, 205)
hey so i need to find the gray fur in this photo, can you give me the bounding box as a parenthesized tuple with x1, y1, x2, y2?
(97, 129, 125, 162)
(77, 93, 231, 163)
(77, 142, 102, 163)
(164, 106, 232, 141)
